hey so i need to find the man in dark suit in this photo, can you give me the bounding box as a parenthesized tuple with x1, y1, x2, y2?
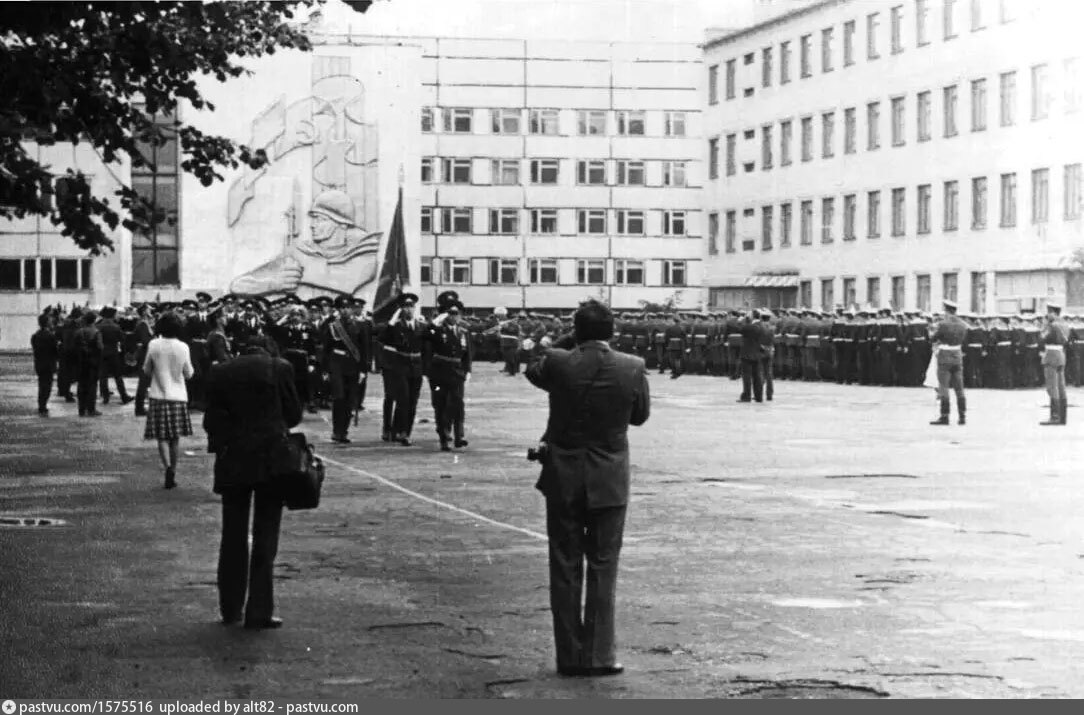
(73, 311, 103, 417)
(96, 306, 133, 405)
(525, 300, 650, 678)
(31, 312, 60, 416)
(203, 335, 302, 629)
(738, 310, 770, 403)
(319, 294, 369, 444)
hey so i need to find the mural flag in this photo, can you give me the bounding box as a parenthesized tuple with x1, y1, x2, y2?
(372, 187, 409, 324)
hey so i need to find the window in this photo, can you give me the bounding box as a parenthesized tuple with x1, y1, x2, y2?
(726, 59, 737, 100)
(530, 208, 558, 234)
(800, 280, 813, 308)
(489, 259, 519, 285)
(800, 200, 813, 245)
(488, 208, 519, 235)
(821, 197, 835, 242)
(421, 206, 433, 233)
(916, 0, 929, 45)
(971, 78, 987, 131)
(1031, 64, 1049, 120)
(0, 259, 20, 289)
(780, 121, 793, 165)
(440, 207, 473, 234)
(665, 112, 686, 136)
(971, 176, 987, 229)
(577, 209, 607, 234)
(708, 138, 719, 179)
(762, 47, 773, 87)
(744, 52, 755, 66)
(867, 277, 881, 308)
(1000, 172, 1017, 227)
(530, 159, 559, 184)
(843, 20, 856, 65)
(441, 258, 471, 285)
(421, 156, 434, 183)
(1065, 57, 1081, 113)
(843, 194, 857, 240)
(492, 159, 520, 185)
(944, 0, 957, 39)
(800, 34, 812, 78)
(781, 203, 793, 246)
(529, 109, 559, 135)
(970, 0, 985, 30)
(40, 258, 52, 288)
(801, 116, 813, 162)
(615, 110, 645, 136)
(917, 183, 931, 234)
(443, 108, 473, 133)
(970, 271, 987, 313)
(529, 258, 558, 284)
(742, 208, 755, 250)
(663, 210, 687, 236)
(725, 210, 737, 253)
(708, 212, 719, 254)
(441, 158, 471, 184)
(844, 108, 856, 154)
(891, 96, 905, 146)
(420, 258, 432, 285)
(999, 71, 1016, 126)
(662, 260, 687, 287)
(663, 161, 687, 187)
(943, 84, 958, 136)
(843, 277, 857, 308)
(822, 112, 835, 158)
(891, 275, 906, 311)
(577, 259, 606, 285)
(708, 64, 719, 104)
(867, 102, 881, 150)
(1032, 168, 1049, 224)
(724, 134, 737, 176)
(822, 27, 834, 73)
(577, 110, 607, 135)
(917, 90, 931, 141)
(616, 160, 645, 186)
(821, 279, 835, 311)
(491, 108, 521, 134)
(131, 108, 179, 286)
(917, 274, 932, 312)
(23, 258, 36, 289)
(890, 5, 904, 53)
(762, 205, 774, 250)
(867, 13, 880, 59)
(1066, 163, 1082, 220)
(55, 259, 79, 289)
(762, 125, 774, 169)
(421, 107, 434, 132)
(780, 40, 791, 83)
(576, 160, 607, 185)
(944, 180, 959, 230)
(868, 190, 882, 238)
(614, 259, 644, 285)
(81, 260, 95, 290)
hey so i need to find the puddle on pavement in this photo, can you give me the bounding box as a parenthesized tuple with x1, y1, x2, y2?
(770, 597, 865, 609)
(0, 516, 68, 528)
(0, 475, 120, 489)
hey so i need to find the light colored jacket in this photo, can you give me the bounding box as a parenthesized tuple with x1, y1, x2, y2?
(143, 337, 194, 402)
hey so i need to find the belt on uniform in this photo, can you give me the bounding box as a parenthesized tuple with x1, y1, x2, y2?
(432, 353, 464, 364)
(1044, 344, 1065, 351)
(996, 341, 1012, 346)
(332, 348, 348, 356)
(912, 337, 928, 342)
(940, 345, 963, 351)
(881, 338, 897, 342)
(966, 343, 985, 348)
(383, 346, 421, 358)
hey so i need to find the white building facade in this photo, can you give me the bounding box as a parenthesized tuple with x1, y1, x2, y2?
(701, 0, 1084, 314)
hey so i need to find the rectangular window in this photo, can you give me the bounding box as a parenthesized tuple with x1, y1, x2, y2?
(891, 96, 906, 146)
(867, 276, 882, 308)
(421, 107, 434, 133)
(800, 34, 812, 78)
(491, 159, 520, 186)
(762, 205, 774, 250)
(800, 200, 813, 245)
(726, 59, 736, 100)
(708, 64, 719, 104)
(491, 108, 521, 134)
(1032, 168, 1049, 224)
(440, 258, 471, 285)
(822, 112, 835, 158)
(762, 47, 773, 87)
(577, 259, 606, 285)
(421, 206, 432, 233)
(867, 102, 881, 150)
(708, 212, 719, 254)
(999, 71, 1016, 126)
(1031, 64, 1049, 120)
(801, 116, 813, 162)
(1000, 172, 1017, 227)
(616, 160, 645, 186)
(488, 208, 519, 235)
(420, 258, 432, 285)
(781, 202, 793, 247)
(1065, 163, 1082, 220)
(822, 27, 834, 73)
(821, 278, 835, 312)
(843, 20, 856, 65)
(917, 90, 931, 141)
(916, 0, 929, 45)
(944, 180, 959, 230)
(971, 78, 987, 131)
(489, 259, 519, 285)
(663, 161, 687, 187)
(708, 138, 719, 179)
(891, 276, 906, 311)
(616, 110, 645, 136)
(821, 197, 835, 243)
(1065, 57, 1081, 113)
(577, 110, 607, 136)
(54, 259, 78, 289)
(944, 84, 958, 136)
(970, 0, 985, 30)
(844, 194, 857, 240)
(40, 258, 52, 288)
(663, 210, 687, 236)
(972, 176, 988, 229)
(529, 109, 559, 135)
(867, 13, 880, 59)
(780, 122, 793, 166)
(843, 277, 857, 308)
(577, 209, 607, 234)
(724, 133, 737, 176)
(443, 108, 473, 133)
(844, 107, 856, 154)
(529, 258, 558, 285)
(614, 259, 645, 286)
(868, 190, 882, 238)
(576, 160, 607, 186)
(665, 112, 686, 136)
(441, 158, 472, 184)
(944, 0, 957, 39)
(0, 259, 20, 290)
(529, 159, 559, 184)
(530, 208, 558, 234)
(917, 183, 931, 234)
(971, 270, 987, 313)
(917, 274, 932, 312)
(762, 125, 774, 169)
(725, 210, 737, 253)
(440, 207, 473, 234)
(891, 5, 904, 53)
(421, 156, 434, 183)
(131, 108, 180, 286)
(663, 260, 687, 287)
(22, 258, 36, 289)
(780, 40, 791, 83)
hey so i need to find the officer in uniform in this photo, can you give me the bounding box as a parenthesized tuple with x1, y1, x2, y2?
(930, 300, 968, 426)
(758, 309, 776, 401)
(725, 311, 743, 380)
(96, 306, 133, 405)
(319, 294, 367, 444)
(987, 316, 1014, 389)
(1039, 302, 1070, 425)
(651, 314, 668, 374)
(962, 313, 988, 389)
(424, 297, 473, 451)
(274, 299, 317, 414)
(1068, 316, 1084, 388)
(496, 307, 521, 375)
(351, 298, 373, 416)
(379, 292, 426, 445)
(663, 314, 687, 379)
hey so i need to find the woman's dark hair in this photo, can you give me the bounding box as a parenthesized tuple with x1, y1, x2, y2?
(156, 311, 184, 339)
(573, 299, 614, 342)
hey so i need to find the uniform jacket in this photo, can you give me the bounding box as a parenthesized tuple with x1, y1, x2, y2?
(526, 340, 650, 509)
(379, 317, 426, 377)
(31, 328, 59, 374)
(73, 325, 103, 367)
(424, 321, 473, 382)
(97, 318, 125, 357)
(320, 314, 369, 376)
(932, 315, 969, 366)
(1041, 319, 1070, 367)
(739, 320, 771, 360)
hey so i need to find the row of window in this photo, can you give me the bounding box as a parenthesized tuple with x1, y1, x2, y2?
(132, 108, 180, 286)
(798, 271, 988, 314)
(420, 206, 697, 236)
(421, 157, 693, 187)
(421, 107, 688, 137)
(709, 0, 1022, 103)
(420, 257, 689, 287)
(710, 164, 1083, 253)
(709, 64, 1079, 178)
(0, 257, 93, 291)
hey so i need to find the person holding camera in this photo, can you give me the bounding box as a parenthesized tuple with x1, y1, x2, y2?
(525, 300, 651, 678)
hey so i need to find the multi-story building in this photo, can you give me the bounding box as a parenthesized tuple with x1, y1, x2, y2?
(702, 0, 1084, 314)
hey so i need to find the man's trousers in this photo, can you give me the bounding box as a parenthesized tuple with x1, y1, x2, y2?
(36, 370, 54, 411)
(383, 370, 422, 438)
(218, 485, 283, 623)
(98, 353, 131, 401)
(429, 377, 465, 443)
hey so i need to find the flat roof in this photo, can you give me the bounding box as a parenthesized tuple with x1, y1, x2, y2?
(701, 0, 849, 51)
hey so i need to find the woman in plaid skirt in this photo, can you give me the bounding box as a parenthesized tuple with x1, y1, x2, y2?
(142, 311, 195, 488)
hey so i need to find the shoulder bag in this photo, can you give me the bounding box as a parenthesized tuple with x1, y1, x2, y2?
(268, 358, 326, 510)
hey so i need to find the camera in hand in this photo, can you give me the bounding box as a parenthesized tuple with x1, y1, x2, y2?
(526, 441, 550, 463)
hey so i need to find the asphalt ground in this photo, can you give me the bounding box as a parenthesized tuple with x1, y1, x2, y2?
(1, 354, 1083, 699)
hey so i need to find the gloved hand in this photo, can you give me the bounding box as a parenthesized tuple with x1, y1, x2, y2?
(432, 312, 449, 326)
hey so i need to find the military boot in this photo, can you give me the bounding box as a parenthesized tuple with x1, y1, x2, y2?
(930, 398, 950, 425)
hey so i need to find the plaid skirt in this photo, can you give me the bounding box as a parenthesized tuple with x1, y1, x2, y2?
(143, 399, 193, 441)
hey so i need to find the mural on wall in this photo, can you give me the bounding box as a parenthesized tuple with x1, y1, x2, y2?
(226, 55, 381, 299)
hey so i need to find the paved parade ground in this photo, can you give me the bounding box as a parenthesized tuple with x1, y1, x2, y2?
(2, 354, 1083, 699)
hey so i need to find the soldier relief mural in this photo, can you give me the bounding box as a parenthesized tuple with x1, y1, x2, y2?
(226, 56, 382, 300)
